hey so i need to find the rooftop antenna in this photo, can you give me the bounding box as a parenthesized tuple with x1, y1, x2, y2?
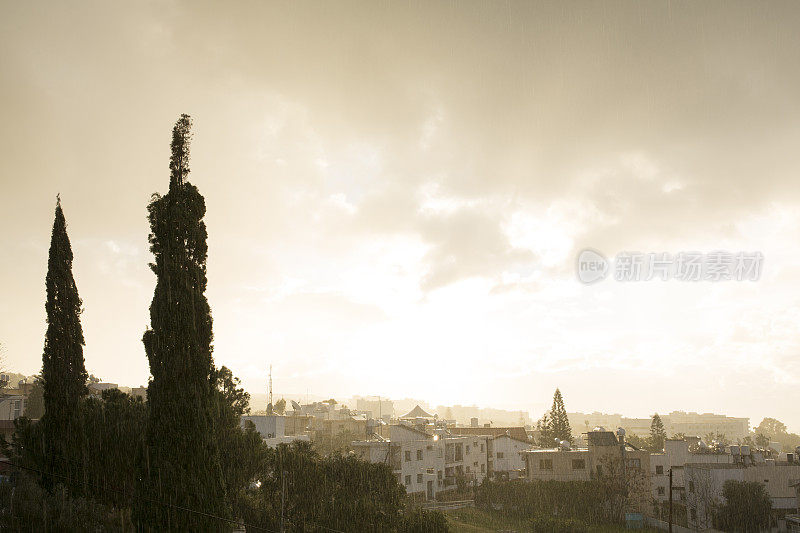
(269, 364, 273, 410)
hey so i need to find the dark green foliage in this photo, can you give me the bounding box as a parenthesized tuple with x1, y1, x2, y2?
(400, 507, 450, 532)
(133, 114, 229, 530)
(241, 440, 437, 532)
(213, 366, 269, 519)
(216, 366, 251, 417)
(475, 478, 609, 524)
(714, 480, 771, 532)
(624, 433, 649, 450)
(649, 413, 666, 451)
(23, 378, 44, 419)
(81, 389, 147, 509)
(753, 417, 800, 452)
(537, 388, 572, 445)
(6, 390, 146, 512)
(40, 197, 89, 494)
(0, 472, 131, 531)
(529, 515, 588, 532)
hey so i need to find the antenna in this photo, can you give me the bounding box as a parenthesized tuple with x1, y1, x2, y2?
(269, 364, 273, 409)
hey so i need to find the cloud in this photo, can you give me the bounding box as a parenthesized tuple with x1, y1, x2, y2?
(2, 1, 800, 428)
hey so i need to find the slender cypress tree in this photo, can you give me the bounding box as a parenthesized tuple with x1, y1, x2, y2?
(549, 388, 573, 443)
(40, 196, 89, 491)
(133, 115, 229, 530)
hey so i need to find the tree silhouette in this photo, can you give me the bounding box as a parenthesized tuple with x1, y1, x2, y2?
(133, 115, 229, 529)
(536, 389, 572, 446)
(649, 413, 666, 451)
(40, 197, 89, 493)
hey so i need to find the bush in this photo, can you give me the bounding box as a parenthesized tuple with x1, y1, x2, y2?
(714, 480, 771, 532)
(401, 508, 450, 532)
(0, 473, 131, 531)
(475, 478, 608, 523)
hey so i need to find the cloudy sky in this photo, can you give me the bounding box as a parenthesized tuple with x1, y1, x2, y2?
(2, 1, 800, 431)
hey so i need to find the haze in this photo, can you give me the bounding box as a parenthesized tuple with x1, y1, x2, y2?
(1, 1, 799, 430)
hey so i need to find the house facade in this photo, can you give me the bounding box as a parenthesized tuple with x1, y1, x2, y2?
(352, 423, 489, 500)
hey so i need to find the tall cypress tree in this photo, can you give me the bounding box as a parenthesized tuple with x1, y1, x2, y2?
(133, 115, 229, 529)
(40, 196, 89, 491)
(549, 388, 573, 443)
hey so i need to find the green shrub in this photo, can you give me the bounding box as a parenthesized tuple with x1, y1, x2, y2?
(401, 507, 450, 532)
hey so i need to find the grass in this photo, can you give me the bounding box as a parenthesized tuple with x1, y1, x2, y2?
(444, 507, 660, 533)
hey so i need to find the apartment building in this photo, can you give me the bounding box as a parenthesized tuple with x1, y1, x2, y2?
(491, 433, 530, 480)
(685, 459, 800, 530)
(522, 430, 652, 513)
(354, 397, 394, 420)
(650, 437, 733, 504)
(241, 414, 310, 448)
(665, 411, 750, 441)
(0, 393, 25, 421)
(352, 423, 489, 500)
(568, 411, 750, 441)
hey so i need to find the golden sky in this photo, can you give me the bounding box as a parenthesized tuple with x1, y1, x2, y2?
(2, 1, 800, 430)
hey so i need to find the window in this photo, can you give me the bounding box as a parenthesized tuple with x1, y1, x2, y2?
(405, 475, 411, 485)
(416, 449, 423, 460)
(539, 459, 553, 470)
(688, 481, 695, 493)
(497, 452, 504, 459)
(405, 451, 411, 462)
(690, 508, 697, 521)
(474, 461, 478, 467)
(466, 445, 470, 454)
(481, 464, 485, 473)
(656, 465, 664, 475)
(466, 466, 470, 473)
(417, 473, 423, 483)
(437, 470, 442, 480)
(626, 458, 641, 469)
(572, 459, 586, 470)
(658, 487, 665, 496)
(480, 444, 484, 452)
(596, 465, 603, 477)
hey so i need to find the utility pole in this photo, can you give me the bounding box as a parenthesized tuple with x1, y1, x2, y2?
(668, 467, 673, 533)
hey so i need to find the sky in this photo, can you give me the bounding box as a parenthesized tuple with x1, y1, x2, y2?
(1, 1, 800, 432)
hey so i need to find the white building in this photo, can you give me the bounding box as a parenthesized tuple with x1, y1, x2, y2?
(241, 414, 310, 448)
(568, 411, 750, 441)
(491, 433, 530, 480)
(0, 393, 24, 421)
(650, 437, 733, 504)
(353, 423, 489, 500)
(685, 456, 800, 530)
